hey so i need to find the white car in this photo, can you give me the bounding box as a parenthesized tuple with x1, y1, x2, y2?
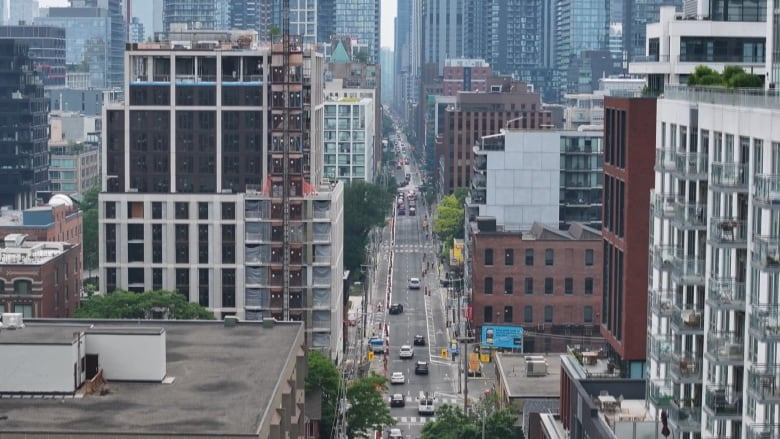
(399, 345, 414, 359)
(390, 372, 405, 384)
(408, 278, 421, 289)
(389, 428, 403, 439)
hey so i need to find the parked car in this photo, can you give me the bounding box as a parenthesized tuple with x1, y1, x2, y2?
(415, 360, 429, 375)
(399, 345, 414, 359)
(413, 334, 426, 346)
(390, 372, 405, 384)
(389, 303, 404, 315)
(390, 393, 405, 407)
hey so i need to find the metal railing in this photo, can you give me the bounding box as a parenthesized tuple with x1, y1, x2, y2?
(664, 85, 780, 111)
(749, 304, 780, 341)
(705, 332, 745, 364)
(704, 386, 743, 417)
(747, 364, 780, 403)
(670, 305, 704, 332)
(673, 201, 707, 229)
(655, 148, 676, 171)
(707, 278, 746, 310)
(709, 217, 747, 245)
(711, 162, 748, 190)
(751, 235, 780, 271)
(754, 174, 780, 206)
(675, 151, 708, 178)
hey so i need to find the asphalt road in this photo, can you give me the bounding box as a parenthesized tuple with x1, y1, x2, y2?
(383, 146, 462, 439)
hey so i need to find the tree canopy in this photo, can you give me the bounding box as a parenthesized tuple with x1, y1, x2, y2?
(73, 290, 215, 320)
(687, 65, 763, 88)
(433, 192, 466, 244)
(346, 373, 395, 438)
(306, 350, 340, 439)
(420, 394, 524, 439)
(79, 186, 100, 272)
(343, 181, 394, 275)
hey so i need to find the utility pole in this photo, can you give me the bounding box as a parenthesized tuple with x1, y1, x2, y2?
(458, 336, 473, 414)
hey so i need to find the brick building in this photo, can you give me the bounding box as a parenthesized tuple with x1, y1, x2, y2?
(0, 234, 81, 317)
(600, 97, 656, 378)
(438, 77, 554, 193)
(442, 58, 492, 96)
(470, 217, 602, 353)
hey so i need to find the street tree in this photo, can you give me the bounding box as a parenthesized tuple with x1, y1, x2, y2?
(79, 186, 100, 274)
(433, 194, 465, 243)
(343, 181, 394, 275)
(419, 404, 477, 439)
(73, 290, 215, 319)
(346, 373, 395, 438)
(306, 350, 340, 439)
(420, 396, 525, 439)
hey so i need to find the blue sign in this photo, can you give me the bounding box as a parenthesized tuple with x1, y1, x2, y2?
(481, 325, 523, 350)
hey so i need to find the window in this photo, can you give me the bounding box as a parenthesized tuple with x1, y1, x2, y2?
(545, 249, 554, 266)
(484, 249, 494, 265)
(484, 306, 493, 323)
(14, 304, 32, 317)
(484, 277, 493, 295)
(504, 306, 513, 323)
(13, 280, 32, 295)
(585, 277, 594, 295)
(504, 277, 513, 294)
(104, 201, 116, 219)
(525, 249, 534, 266)
(584, 306, 593, 323)
(152, 201, 163, 219)
(544, 305, 553, 323)
(565, 278, 573, 295)
(524, 277, 533, 294)
(198, 202, 209, 220)
(221, 202, 235, 220)
(175, 202, 189, 219)
(505, 249, 514, 265)
(585, 249, 594, 266)
(524, 305, 533, 323)
(545, 278, 553, 294)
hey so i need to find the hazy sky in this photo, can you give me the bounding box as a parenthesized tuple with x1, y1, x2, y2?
(38, 0, 396, 50)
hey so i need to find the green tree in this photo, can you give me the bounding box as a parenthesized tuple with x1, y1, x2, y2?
(420, 396, 525, 439)
(79, 186, 100, 273)
(346, 373, 395, 438)
(74, 290, 215, 319)
(687, 65, 763, 88)
(420, 404, 477, 439)
(687, 65, 723, 86)
(433, 194, 465, 243)
(343, 182, 394, 275)
(306, 351, 340, 439)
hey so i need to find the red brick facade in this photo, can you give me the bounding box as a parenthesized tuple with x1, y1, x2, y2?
(442, 64, 492, 96)
(470, 223, 602, 353)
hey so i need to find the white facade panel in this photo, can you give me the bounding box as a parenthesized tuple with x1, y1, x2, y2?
(86, 332, 166, 381)
(0, 344, 74, 393)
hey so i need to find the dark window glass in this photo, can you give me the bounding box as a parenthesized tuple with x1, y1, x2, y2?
(544, 305, 553, 323)
(525, 249, 533, 266)
(584, 306, 593, 323)
(222, 202, 235, 220)
(504, 277, 513, 294)
(565, 278, 573, 295)
(586, 249, 594, 266)
(198, 202, 209, 220)
(505, 249, 514, 265)
(503, 306, 513, 323)
(545, 249, 554, 266)
(484, 277, 493, 295)
(152, 201, 163, 219)
(524, 306, 533, 323)
(484, 248, 494, 265)
(175, 202, 189, 219)
(484, 306, 493, 323)
(585, 277, 594, 295)
(524, 277, 533, 294)
(545, 278, 553, 294)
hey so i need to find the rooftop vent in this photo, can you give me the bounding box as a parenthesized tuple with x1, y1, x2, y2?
(1, 313, 25, 329)
(224, 316, 239, 328)
(262, 317, 275, 328)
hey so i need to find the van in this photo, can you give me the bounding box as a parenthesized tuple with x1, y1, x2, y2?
(369, 337, 385, 353)
(418, 392, 435, 416)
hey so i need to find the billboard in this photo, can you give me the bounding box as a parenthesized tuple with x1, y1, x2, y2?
(481, 325, 523, 350)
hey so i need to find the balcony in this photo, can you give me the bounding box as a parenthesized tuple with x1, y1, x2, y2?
(651, 245, 679, 271)
(746, 424, 780, 439)
(706, 278, 746, 311)
(651, 192, 679, 219)
(649, 289, 675, 318)
(705, 332, 745, 365)
(754, 174, 780, 208)
(670, 305, 704, 333)
(668, 400, 702, 432)
(471, 174, 486, 190)
(655, 148, 676, 172)
(672, 254, 705, 284)
(648, 334, 673, 362)
(704, 386, 743, 419)
(749, 304, 780, 342)
(709, 217, 748, 247)
(710, 162, 748, 192)
(673, 201, 707, 230)
(647, 379, 673, 406)
(669, 352, 702, 383)
(473, 154, 487, 171)
(470, 188, 486, 204)
(674, 152, 708, 180)
(748, 364, 780, 403)
(751, 235, 780, 272)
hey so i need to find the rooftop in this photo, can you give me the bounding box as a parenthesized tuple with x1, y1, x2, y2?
(0, 320, 304, 435)
(0, 239, 71, 265)
(664, 85, 780, 111)
(495, 353, 561, 399)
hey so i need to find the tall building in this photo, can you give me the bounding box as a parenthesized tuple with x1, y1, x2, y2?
(442, 58, 491, 96)
(35, 0, 125, 88)
(162, 0, 224, 32)
(379, 47, 393, 104)
(393, 0, 411, 115)
(554, 0, 609, 100)
(0, 39, 49, 209)
(8, 0, 38, 26)
(335, 0, 380, 63)
(0, 25, 66, 87)
(421, 0, 463, 74)
(286, 0, 317, 45)
(600, 96, 657, 379)
(623, 0, 681, 63)
(228, 0, 260, 31)
(99, 32, 345, 359)
(321, 95, 375, 182)
(129, 16, 145, 42)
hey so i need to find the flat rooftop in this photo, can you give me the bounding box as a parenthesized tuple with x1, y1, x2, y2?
(495, 353, 562, 399)
(0, 320, 304, 435)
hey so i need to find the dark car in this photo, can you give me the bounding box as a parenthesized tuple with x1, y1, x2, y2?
(413, 334, 426, 346)
(390, 393, 405, 407)
(415, 360, 429, 375)
(389, 303, 404, 315)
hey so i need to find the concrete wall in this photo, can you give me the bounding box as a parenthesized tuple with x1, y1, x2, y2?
(85, 332, 166, 381)
(0, 343, 74, 393)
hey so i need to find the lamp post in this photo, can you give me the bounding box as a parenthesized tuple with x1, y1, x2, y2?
(458, 336, 474, 414)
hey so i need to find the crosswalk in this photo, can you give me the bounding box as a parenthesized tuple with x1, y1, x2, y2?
(393, 416, 436, 425)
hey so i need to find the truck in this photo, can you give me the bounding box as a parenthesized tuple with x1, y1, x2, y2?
(468, 352, 482, 377)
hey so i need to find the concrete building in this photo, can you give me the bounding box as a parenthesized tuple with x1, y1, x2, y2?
(554, 0, 610, 100)
(0, 319, 308, 438)
(0, 39, 49, 210)
(494, 353, 562, 433)
(0, 25, 66, 87)
(50, 89, 107, 116)
(469, 218, 602, 354)
(442, 58, 491, 96)
(629, 4, 767, 93)
(129, 16, 145, 42)
(623, 0, 682, 63)
(100, 32, 344, 360)
(600, 97, 657, 379)
(162, 0, 227, 32)
(438, 78, 554, 195)
(322, 95, 376, 182)
(8, 0, 38, 26)
(48, 112, 101, 195)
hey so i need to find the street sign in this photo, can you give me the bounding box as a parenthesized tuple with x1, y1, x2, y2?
(441, 348, 448, 358)
(481, 325, 524, 350)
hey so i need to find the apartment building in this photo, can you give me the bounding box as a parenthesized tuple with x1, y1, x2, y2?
(321, 95, 375, 182)
(647, 85, 780, 439)
(99, 32, 344, 360)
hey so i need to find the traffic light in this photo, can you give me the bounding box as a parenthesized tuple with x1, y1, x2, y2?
(368, 351, 374, 362)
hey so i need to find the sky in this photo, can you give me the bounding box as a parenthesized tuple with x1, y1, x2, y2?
(38, 0, 396, 50)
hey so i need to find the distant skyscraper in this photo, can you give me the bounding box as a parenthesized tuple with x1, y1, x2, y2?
(287, 0, 317, 44)
(228, 0, 260, 31)
(380, 47, 394, 104)
(554, 0, 609, 100)
(0, 24, 66, 87)
(317, 0, 334, 41)
(334, 0, 380, 63)
(623, 0, 681, 62)
(9, 0, 38, 25)
(393, 0, 411, 114)
(162, 0, 227, 32)
(421, 0, 463, 73)
(129, 16, 145, 42)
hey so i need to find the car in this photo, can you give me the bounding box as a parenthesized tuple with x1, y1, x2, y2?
(409, 207, 416, 216)
(408, 278, 421, 289)
(389, 428, 403, 439)
(389, 303, 403, 314)
(415, 360, 429, 375)
(390, 372, 406, 384)
(390, 393, 405, 407)
(418, 392, 435, 416)
(399, 345, 414, 359)
(413, 334, 426, 346)
(398, 207, 405, 216)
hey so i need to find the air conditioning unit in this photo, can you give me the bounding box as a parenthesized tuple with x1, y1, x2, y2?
(1, 313, 25, 329)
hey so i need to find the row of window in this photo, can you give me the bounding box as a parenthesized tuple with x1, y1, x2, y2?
(482, 276, 594, 295)
(0, 280, 33, 295)
(105, 201, 236, 220)
(483, 248, 595, 267)
(482, 304, 595, 324)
